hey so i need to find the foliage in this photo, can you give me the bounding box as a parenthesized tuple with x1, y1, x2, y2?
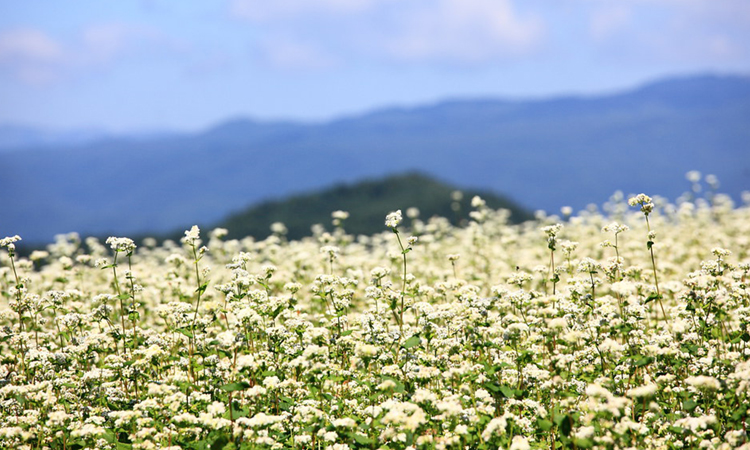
(1, 184, 749, 449)
(202, 172, 533, 241)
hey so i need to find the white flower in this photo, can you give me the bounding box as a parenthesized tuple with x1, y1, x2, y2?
(602, 222, 629, 234)
(509, 435, 530, 450)
(183, 225, 200, 243)
(626, 383, 658, 398)
(355, 343, 379, 358)
(711, 248, 731, 259)
(70, 423, 105, 438)
(263, 376, 280, 388)
(377, 379, 397, 390)
(542, 223, 563, 238)
(482, 416, 507, 440)
(332, 210, 350, 220)
(270, 222, 287, 235)
(105, 236, 136, 253)
(333, 418, 357, 428)
(628, 193, 654, 214)
(686, 170, 701, 183)
(686, 376, 721, 391)
(0, 235, 21, 247)
(385, 210, 403, 228)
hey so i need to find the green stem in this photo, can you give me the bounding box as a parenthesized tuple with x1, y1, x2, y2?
(394, 230, 407, 337)
(645, 216, 667, 319)
(111, 252, 127, 355)
(190, 243, 203, 361)
(549, 249, 556, 295)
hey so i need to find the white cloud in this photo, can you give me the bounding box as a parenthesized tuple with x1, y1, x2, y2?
(230, 0, 378, 21)
(0, 24, 180, 85)
(256, 36, 338, 69)
(0, 28, 63, 62)
(82, 24, 150, 63)
(385, 0, 544, 63)
(231, 0, 544, 67)
(583, 0, 750, 65)
(590, 5, 631, 40)
(0, 29, 65, 84)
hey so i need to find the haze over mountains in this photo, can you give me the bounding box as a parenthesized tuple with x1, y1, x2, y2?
(2, 73, 749, 243)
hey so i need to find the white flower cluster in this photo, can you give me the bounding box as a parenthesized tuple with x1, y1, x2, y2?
(1, 180, 749, 449)
(385, 209, 402, 229)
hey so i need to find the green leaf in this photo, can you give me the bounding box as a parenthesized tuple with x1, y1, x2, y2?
(351, 433, 374, 445)
(103, 429, 118, 444)
(270, 304, 285, 319)
(403, 336, 421, 349)
(574, 438, 593, 448)
(645, 293, 660, 304)
(557, 414, 573, 437)
(633, 356, 654, 367)
(499, 385, 515, 399)
(175, 328, 193, 339)
(538, 419, 553, 431)
(220, 382, 251, 392)
(210, 433, 230, 450)
(683, 399, 698, 412)
(484, 381, 501, 393)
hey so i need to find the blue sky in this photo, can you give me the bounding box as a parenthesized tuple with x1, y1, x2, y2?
(1, 0, 749, 132)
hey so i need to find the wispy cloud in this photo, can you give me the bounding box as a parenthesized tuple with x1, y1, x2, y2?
(589, 6, 631, 41)
(256, 36, 338, 69)
(585, 0, 750, 64)
(230, 0, 379, 20)
(0, 28, 65, 84)
(230, 0, 544, 68)
(0, 23, 181, 85)
(384, 0, 543, 63)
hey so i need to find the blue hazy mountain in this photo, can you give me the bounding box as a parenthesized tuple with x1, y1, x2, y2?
(0, 125, 111, 151)
(2, 73, 749, 243)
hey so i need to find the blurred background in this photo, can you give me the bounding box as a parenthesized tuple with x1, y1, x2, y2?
(1, 1, 749, 244)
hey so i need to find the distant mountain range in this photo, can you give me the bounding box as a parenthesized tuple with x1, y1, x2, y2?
(2, 73, 749, 243)
(0, 125, 110, 151)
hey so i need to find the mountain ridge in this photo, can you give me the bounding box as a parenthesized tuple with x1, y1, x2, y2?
(2, 73, 749, 243)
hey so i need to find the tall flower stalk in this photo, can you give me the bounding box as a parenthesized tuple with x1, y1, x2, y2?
(542, 224, 562, 295)
(602, 222, 628, 315)
(105, 237, 137, 354)
(385, 210, 417, 337)
(1, 236, 24, 332)
(183, 225, 208, 357)
(629, 194, 667, 319)
(1, 236, 28, 377)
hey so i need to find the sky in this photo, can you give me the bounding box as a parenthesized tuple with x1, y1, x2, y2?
(1, 0, 749, 133)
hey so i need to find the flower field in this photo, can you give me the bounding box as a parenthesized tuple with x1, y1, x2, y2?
(1, 189, 750, 450)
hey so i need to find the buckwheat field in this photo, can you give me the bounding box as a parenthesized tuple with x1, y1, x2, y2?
(2, 187, 749, 450)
